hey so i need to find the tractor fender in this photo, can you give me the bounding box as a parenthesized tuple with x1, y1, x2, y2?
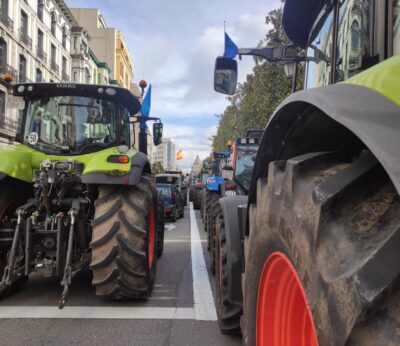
(219, 195, 248, 304)
(81, 151, 150, 186)
(249, 83, 400, 207)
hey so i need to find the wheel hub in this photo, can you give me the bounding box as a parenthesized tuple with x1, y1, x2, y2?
(256, 251, 319, 346)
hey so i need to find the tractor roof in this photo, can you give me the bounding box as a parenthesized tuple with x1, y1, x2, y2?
(13, 83, 141, 115)
(283, 0, 329, 49)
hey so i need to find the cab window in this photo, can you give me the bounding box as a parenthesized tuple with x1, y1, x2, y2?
(336, 0, 374, 81)
(394, 0, 400, 54)
(305, 7, 335, 89)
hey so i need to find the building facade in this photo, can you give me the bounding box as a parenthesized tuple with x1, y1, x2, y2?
(154, 138, 176, 171)
(70, 23, 111, 85)
(116, 32, 133, 89)
(0, 0, 73, 134)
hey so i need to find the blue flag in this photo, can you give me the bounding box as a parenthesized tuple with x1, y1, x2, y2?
(141, 84, 151, 117)
(223, 32, 238, 59)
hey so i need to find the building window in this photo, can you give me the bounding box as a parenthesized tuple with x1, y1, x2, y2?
(62, 26, 67, 49)
(37, 0, 44, 21)
(20, 10, 28, 34)
(0, 90, 5, 127)
(0, 0, 9, 19)
(36, 68, 42, 82)
(62, 56, 67, 80)
(73, 71, 77, 82)
(85, 67, 91, 83)
(0, 39, 7, 73)
(51, 44, 56, 63)
(19, 54, 26, 83)
(37, 29, 44, 50)
(51, 11, 56, 36)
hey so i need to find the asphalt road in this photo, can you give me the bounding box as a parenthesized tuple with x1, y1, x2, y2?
(0, 203, 242, 346)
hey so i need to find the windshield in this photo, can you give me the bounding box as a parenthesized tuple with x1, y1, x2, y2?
(235, 149, 256, 192)
(201, 174, 211, 183)
(23, 96, 128, 154)
(156, 176, 180, 185)
(157, 184, 171, 197)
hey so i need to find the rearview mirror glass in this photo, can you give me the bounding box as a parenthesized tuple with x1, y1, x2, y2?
(153, 122, 163, 146)
(214, 57, 238, 95)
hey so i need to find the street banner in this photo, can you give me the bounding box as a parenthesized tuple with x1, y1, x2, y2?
(176, 149, 183, 160)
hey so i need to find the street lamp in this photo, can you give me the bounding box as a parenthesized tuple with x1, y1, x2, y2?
(283, 58, 300, 93)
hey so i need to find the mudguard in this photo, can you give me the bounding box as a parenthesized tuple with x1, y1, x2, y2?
(81, 151, 150, 185)
(219, 195, 248, 305)
(249, 83, 400, 207)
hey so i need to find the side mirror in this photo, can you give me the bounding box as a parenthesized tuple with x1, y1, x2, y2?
(214, 56, 238, 95)
(153, 122, 163, 146)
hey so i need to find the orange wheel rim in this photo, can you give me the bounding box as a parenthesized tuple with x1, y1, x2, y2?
(148, 204, 156, 268)
(256, 252, 319, 346)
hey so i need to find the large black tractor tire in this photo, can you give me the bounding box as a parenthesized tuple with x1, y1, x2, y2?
(170, 207, 177, 222)
(193, 190, 202, 210)
(201, 189, 207, 222)
(207, 192, 220, 275)
(157, 195, 165, 258)
(215, 209, 242, 334)
(189, 188, 194, 202)
(91, 175, 158, 299)
(0, 178, 32, 280)
(243, 151, 400, 345)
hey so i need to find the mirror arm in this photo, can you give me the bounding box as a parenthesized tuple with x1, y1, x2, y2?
(237, 47, 281, 62)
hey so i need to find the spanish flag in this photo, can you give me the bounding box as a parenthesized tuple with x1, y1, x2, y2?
(176, 149, 183, 160)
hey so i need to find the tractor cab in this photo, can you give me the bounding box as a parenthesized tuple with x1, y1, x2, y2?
(13, 83, 141, 155)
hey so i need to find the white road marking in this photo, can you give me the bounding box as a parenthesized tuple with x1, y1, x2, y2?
(190, 202, 217, 321)
(0, 306, 196, 320)
(165, 223, 177, 232)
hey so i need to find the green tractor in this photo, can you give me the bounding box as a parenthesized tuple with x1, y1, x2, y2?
(214, 0, 400, 344)
(0, 83, 164, 308)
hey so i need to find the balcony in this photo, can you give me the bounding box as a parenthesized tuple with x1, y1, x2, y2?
(37, 47, 47, 63)
(19, 30, 32, 49)
(62, 71, 70, 81)
(51, 61, 59, 74)
(0, 64, 18, 79)
(18, 73, 32, 83)
(0, 15, 14, 31)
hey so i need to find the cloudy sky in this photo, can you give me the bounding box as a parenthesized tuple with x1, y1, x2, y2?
(65, 0, 281, 169)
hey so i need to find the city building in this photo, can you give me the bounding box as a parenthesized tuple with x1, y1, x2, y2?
(191, 154, 202, 175)
(70, 23, 111, 84)
(116, 32, 133, 89)
(69, 8, 135, 89)
(154, 138, 176, 171)
(0, 0, 73, 134)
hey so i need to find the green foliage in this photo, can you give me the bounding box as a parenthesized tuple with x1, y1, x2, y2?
(212, 4, 303, 151)
(151, 161, 165, 175)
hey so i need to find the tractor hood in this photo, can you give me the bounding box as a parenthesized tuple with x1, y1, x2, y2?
(0, 143, 134, 183)
(283, 0, 330, 49)
(13, 83, 141, 115)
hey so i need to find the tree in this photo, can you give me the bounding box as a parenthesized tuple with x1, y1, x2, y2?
(151, 161, 165, 175)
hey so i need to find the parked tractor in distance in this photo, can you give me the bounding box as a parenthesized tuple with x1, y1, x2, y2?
(0, 83, 164, 309)
(211, 130, 262, 334)
(214, 0, 400, 344)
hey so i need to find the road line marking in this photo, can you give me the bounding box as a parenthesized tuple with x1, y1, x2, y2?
(0, 306, 196, 320)
(190, 202, 217, 321)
